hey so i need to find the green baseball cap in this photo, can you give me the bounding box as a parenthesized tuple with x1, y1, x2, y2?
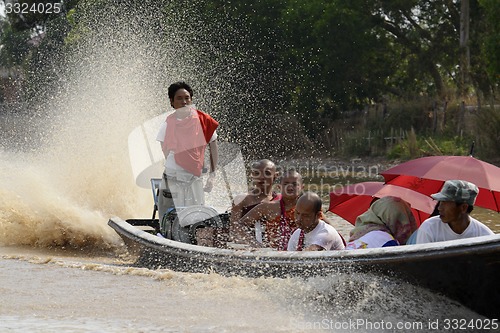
(431, 180, 479, 206)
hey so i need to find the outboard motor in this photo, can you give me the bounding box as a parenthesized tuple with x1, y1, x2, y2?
(161, 206, 230, 246)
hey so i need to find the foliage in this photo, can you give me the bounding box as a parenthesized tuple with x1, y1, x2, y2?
(279, 0, 400, 134)
(478, 0, 500, 85)
(473, 106, 500, 158)
(388, 134, 471, 160)
(0, 23, 31, 67)
(1, 0, 499, 161)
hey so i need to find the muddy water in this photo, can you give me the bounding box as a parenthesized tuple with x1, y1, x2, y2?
(1, 241, 487, 333)
(0, 251, 303, 332)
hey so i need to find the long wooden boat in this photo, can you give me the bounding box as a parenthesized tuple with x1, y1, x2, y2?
(108, 216, 500, 318)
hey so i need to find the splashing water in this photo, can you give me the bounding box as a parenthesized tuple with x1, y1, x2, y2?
(0, 1, 290, 250)
(0, 3, 198, 249)
(0, 147, 129, 250)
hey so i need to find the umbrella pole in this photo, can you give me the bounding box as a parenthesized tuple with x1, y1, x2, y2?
(469, 141, 475, 156)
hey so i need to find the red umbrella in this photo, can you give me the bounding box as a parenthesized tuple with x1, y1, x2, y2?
(328, 182, 436, 225)
(381, 156, 500, 212)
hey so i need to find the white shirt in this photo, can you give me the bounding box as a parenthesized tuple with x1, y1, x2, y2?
(287, 220, 345, 251)
(156, 115, 217, 171)
(416, 215, 494, 244)
(345, 230, 397, 249)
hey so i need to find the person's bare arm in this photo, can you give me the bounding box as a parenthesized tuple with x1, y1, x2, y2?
(230, 197, 247, 226)
(230, 220, 258, 245)
(160, 142, 170, 159)
(239, 202, 277, 227)
(229, 197, 249, 243)
(208, 140, 218, 173)
(303, 244, 325, 251)
(232, 202, 280, 246)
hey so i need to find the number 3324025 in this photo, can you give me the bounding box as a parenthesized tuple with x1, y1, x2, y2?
(3, 2, 62, 14)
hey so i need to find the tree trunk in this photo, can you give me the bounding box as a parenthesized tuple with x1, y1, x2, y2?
(457, 101, 466, 135)
(429, 63, 446, 98)
(459, 0, 470, 98)
(441, 100, 448, 131)
(432, 101, 438, 134)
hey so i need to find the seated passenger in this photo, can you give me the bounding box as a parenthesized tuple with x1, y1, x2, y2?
(229, 159, 280, 243)
(415, 180, 494, 244)
(237, 170, 303, 249)
(346, 196, 417, 249)
(287, 192, 345, 251)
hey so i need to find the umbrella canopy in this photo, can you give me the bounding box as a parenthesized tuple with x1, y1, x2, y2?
(329, 182, 437, 225)
(381, 156, 500, 212)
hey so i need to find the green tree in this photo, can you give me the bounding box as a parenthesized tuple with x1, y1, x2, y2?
(477, 0, 500, 87)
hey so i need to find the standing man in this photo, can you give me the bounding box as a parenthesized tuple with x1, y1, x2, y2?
(416, 180, 494, 244)
(156, 81, 219, 231)
(287, 192, 345, 251)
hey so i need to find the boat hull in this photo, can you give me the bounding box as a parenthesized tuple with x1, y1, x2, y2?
(108, 217, 500, 318)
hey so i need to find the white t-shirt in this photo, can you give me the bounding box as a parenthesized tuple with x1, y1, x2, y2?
(287, 220, 345, 251)
(345, 230, 398, 249)
(416, 215, 494, 244)
(156, 116, 217, 171)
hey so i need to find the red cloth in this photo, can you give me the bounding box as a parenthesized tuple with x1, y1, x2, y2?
(296, 230, 305, 251)
(263, 200, 297, 250)
(163, 109, 218, 177)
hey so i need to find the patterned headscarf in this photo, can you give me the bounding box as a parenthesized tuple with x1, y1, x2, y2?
(349, 196, 418, 245)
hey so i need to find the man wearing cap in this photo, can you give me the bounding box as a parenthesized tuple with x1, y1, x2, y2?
(415, 180, 494, 244)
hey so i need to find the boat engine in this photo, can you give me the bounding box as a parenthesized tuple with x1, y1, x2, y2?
(161, 206, 230, 245)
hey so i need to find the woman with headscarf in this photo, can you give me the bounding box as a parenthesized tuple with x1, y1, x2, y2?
(345, 196, 418, 249)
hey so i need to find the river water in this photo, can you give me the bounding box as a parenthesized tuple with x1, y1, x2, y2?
(0, 238, 492, 333)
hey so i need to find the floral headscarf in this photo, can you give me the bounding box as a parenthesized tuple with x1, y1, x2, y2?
(349, 196, 418, 245)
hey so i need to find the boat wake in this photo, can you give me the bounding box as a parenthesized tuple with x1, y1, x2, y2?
(1, 251, 485, 332)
